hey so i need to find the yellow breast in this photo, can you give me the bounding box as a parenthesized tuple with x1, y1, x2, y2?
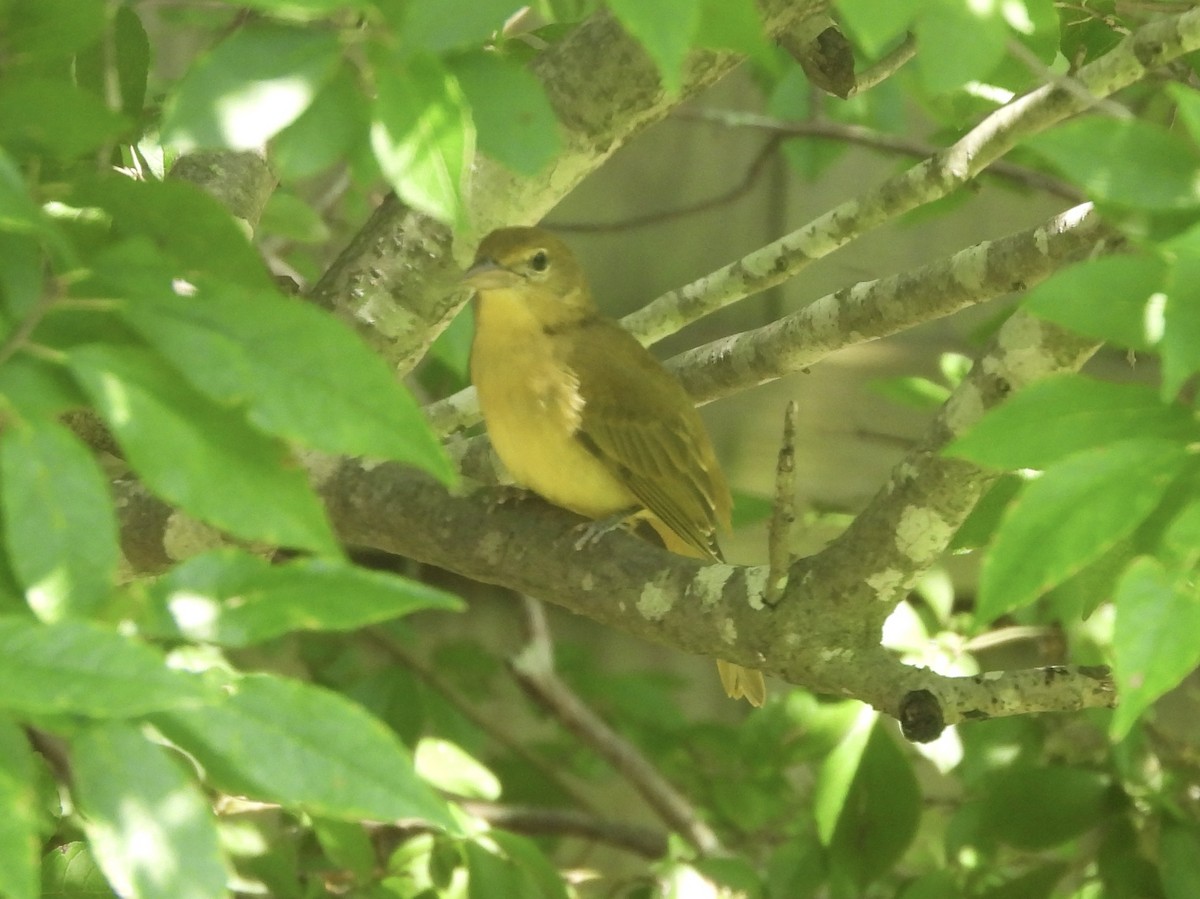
(471, 289, 636, 519)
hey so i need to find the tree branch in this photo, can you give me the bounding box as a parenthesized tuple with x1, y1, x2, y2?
(425, 201, 1116, 436)
(307, 0, 833, 375)
(620, 5, 1200, 345)
(670, 201, 1116, 402)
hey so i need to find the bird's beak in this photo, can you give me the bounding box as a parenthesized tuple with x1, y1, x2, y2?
(461, 258, 522, 290)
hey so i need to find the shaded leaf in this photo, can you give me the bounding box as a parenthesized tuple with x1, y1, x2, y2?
(142, 549, 461, 647)
(1111, 556, 1200, 738)
(451, 51, 561, 176)
(977, 439, 1188, 621)
(371, 54, 473, 228)
(106, 257, 453, 479)
(162, 26, 340, 151)
(0, 714, 38, 899)
(68, 344, 340, 556)
(947, 376, 1197, 470)
(608, 0, 699, 94)
(0, 616, 208, 717)
(73, 722, 227, 899)
(0, 420, 117, 620)
(153, 673, 459, 830)
(1027, 118, 1200, 210)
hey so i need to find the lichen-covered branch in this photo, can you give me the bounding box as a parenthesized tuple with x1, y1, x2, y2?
(425, 201, 1115, 436)
(621, 6, 1200, 345)
(671, 202, 1115, 401)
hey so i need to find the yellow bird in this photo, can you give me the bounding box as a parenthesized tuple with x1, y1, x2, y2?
(464, 226, 766, 707)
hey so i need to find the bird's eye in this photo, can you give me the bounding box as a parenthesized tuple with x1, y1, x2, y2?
(530, 250, 549, 272)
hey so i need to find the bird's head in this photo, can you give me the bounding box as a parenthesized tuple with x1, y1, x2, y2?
(463, 227, 596, 327)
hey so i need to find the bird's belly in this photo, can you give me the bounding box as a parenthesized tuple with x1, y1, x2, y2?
(489, 406, 634, 519)
(474, 335, 634, 519)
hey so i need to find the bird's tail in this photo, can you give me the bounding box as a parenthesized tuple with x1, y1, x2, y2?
(649, 519, 768, 707)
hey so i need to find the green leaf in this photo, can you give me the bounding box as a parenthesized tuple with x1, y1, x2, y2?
(813, 705, 876, 844)
(951, 474, 1022, 551)
(489, 832, 569, 899)
(403, 0, 518, 52)
(229, 0, 367, 20)
(313, 818, 375, 881)
(40, 843, 112, 899)
(68, 344, 340, 556)
(0, 77, 127, 161)
(258, 191, 330, 243)
(162, 25, 340, 151)
(465, 834, 566, 899)
(1162, 248, 1200, 399)
(73, 177, 273, 291)
(0, 420, 118, 621)
(980, 765, 1109, 848)
(1170, 83, 1200, 145)
(152, 673, 459, 830)
(113, 5, 151, 120)
(0, 616, 208, 717)
(371, 54, 473, 228)
(1160, 821, 1200, 899)
(1023, 254, 1167, 351)
(0, 231, 44, 321)
(5, 0, 106, 60)
(414, 738, 501, 800)
(1110, 557, 1200, 738)
(73, 722, 228, 899)
(694, 0, 773, 67)
(271, 64, 370, 179)
(915, 0, 1008, 95)
(142, 549, 461, 647)
(106, 259, 454, 478)
(608, 0, 699, 94)
(1027, 118, 1200, 210)
(977, 439, 1189, 621)
(0, 356, 85, 420)
(947, 376, 1198, 470)
(827, 722, 921, 889)
(450, 52, 561, 176)
(0, 714, 39, 899)
(976, 864, 1068, 899)
(836, 0, 920, 57)
(0, 149, 50, 237)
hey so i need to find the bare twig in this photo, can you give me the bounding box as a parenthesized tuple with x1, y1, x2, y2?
(455, 798, 669, 858)
(674, 109, 1083, 200)
(550, 134, 785, 233)
(363, 630, 600, 815)
(766, 402, 798, 607)
(852, 32, 918, 95)
(510, 598, 723, 856)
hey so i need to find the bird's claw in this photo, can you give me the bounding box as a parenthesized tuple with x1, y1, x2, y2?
(573, 509, 638, 550)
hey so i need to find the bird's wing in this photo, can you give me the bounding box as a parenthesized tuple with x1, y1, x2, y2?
(565, 320, 732, 560)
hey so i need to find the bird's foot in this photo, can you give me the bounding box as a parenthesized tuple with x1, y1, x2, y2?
(481, 484, 532, 509)
(573, 507, 640, 550)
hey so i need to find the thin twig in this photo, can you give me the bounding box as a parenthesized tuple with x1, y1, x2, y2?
(851, 32, 918, 95)
(1006, 37, 1133, 120)
(766, 401, 798, 606)
(551, 135, 785, 233)
(674, 109, 1083, 200)
(363, 629, 600, 815)
(454, 798, 669, 858)
(510, 597, 724, 856)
